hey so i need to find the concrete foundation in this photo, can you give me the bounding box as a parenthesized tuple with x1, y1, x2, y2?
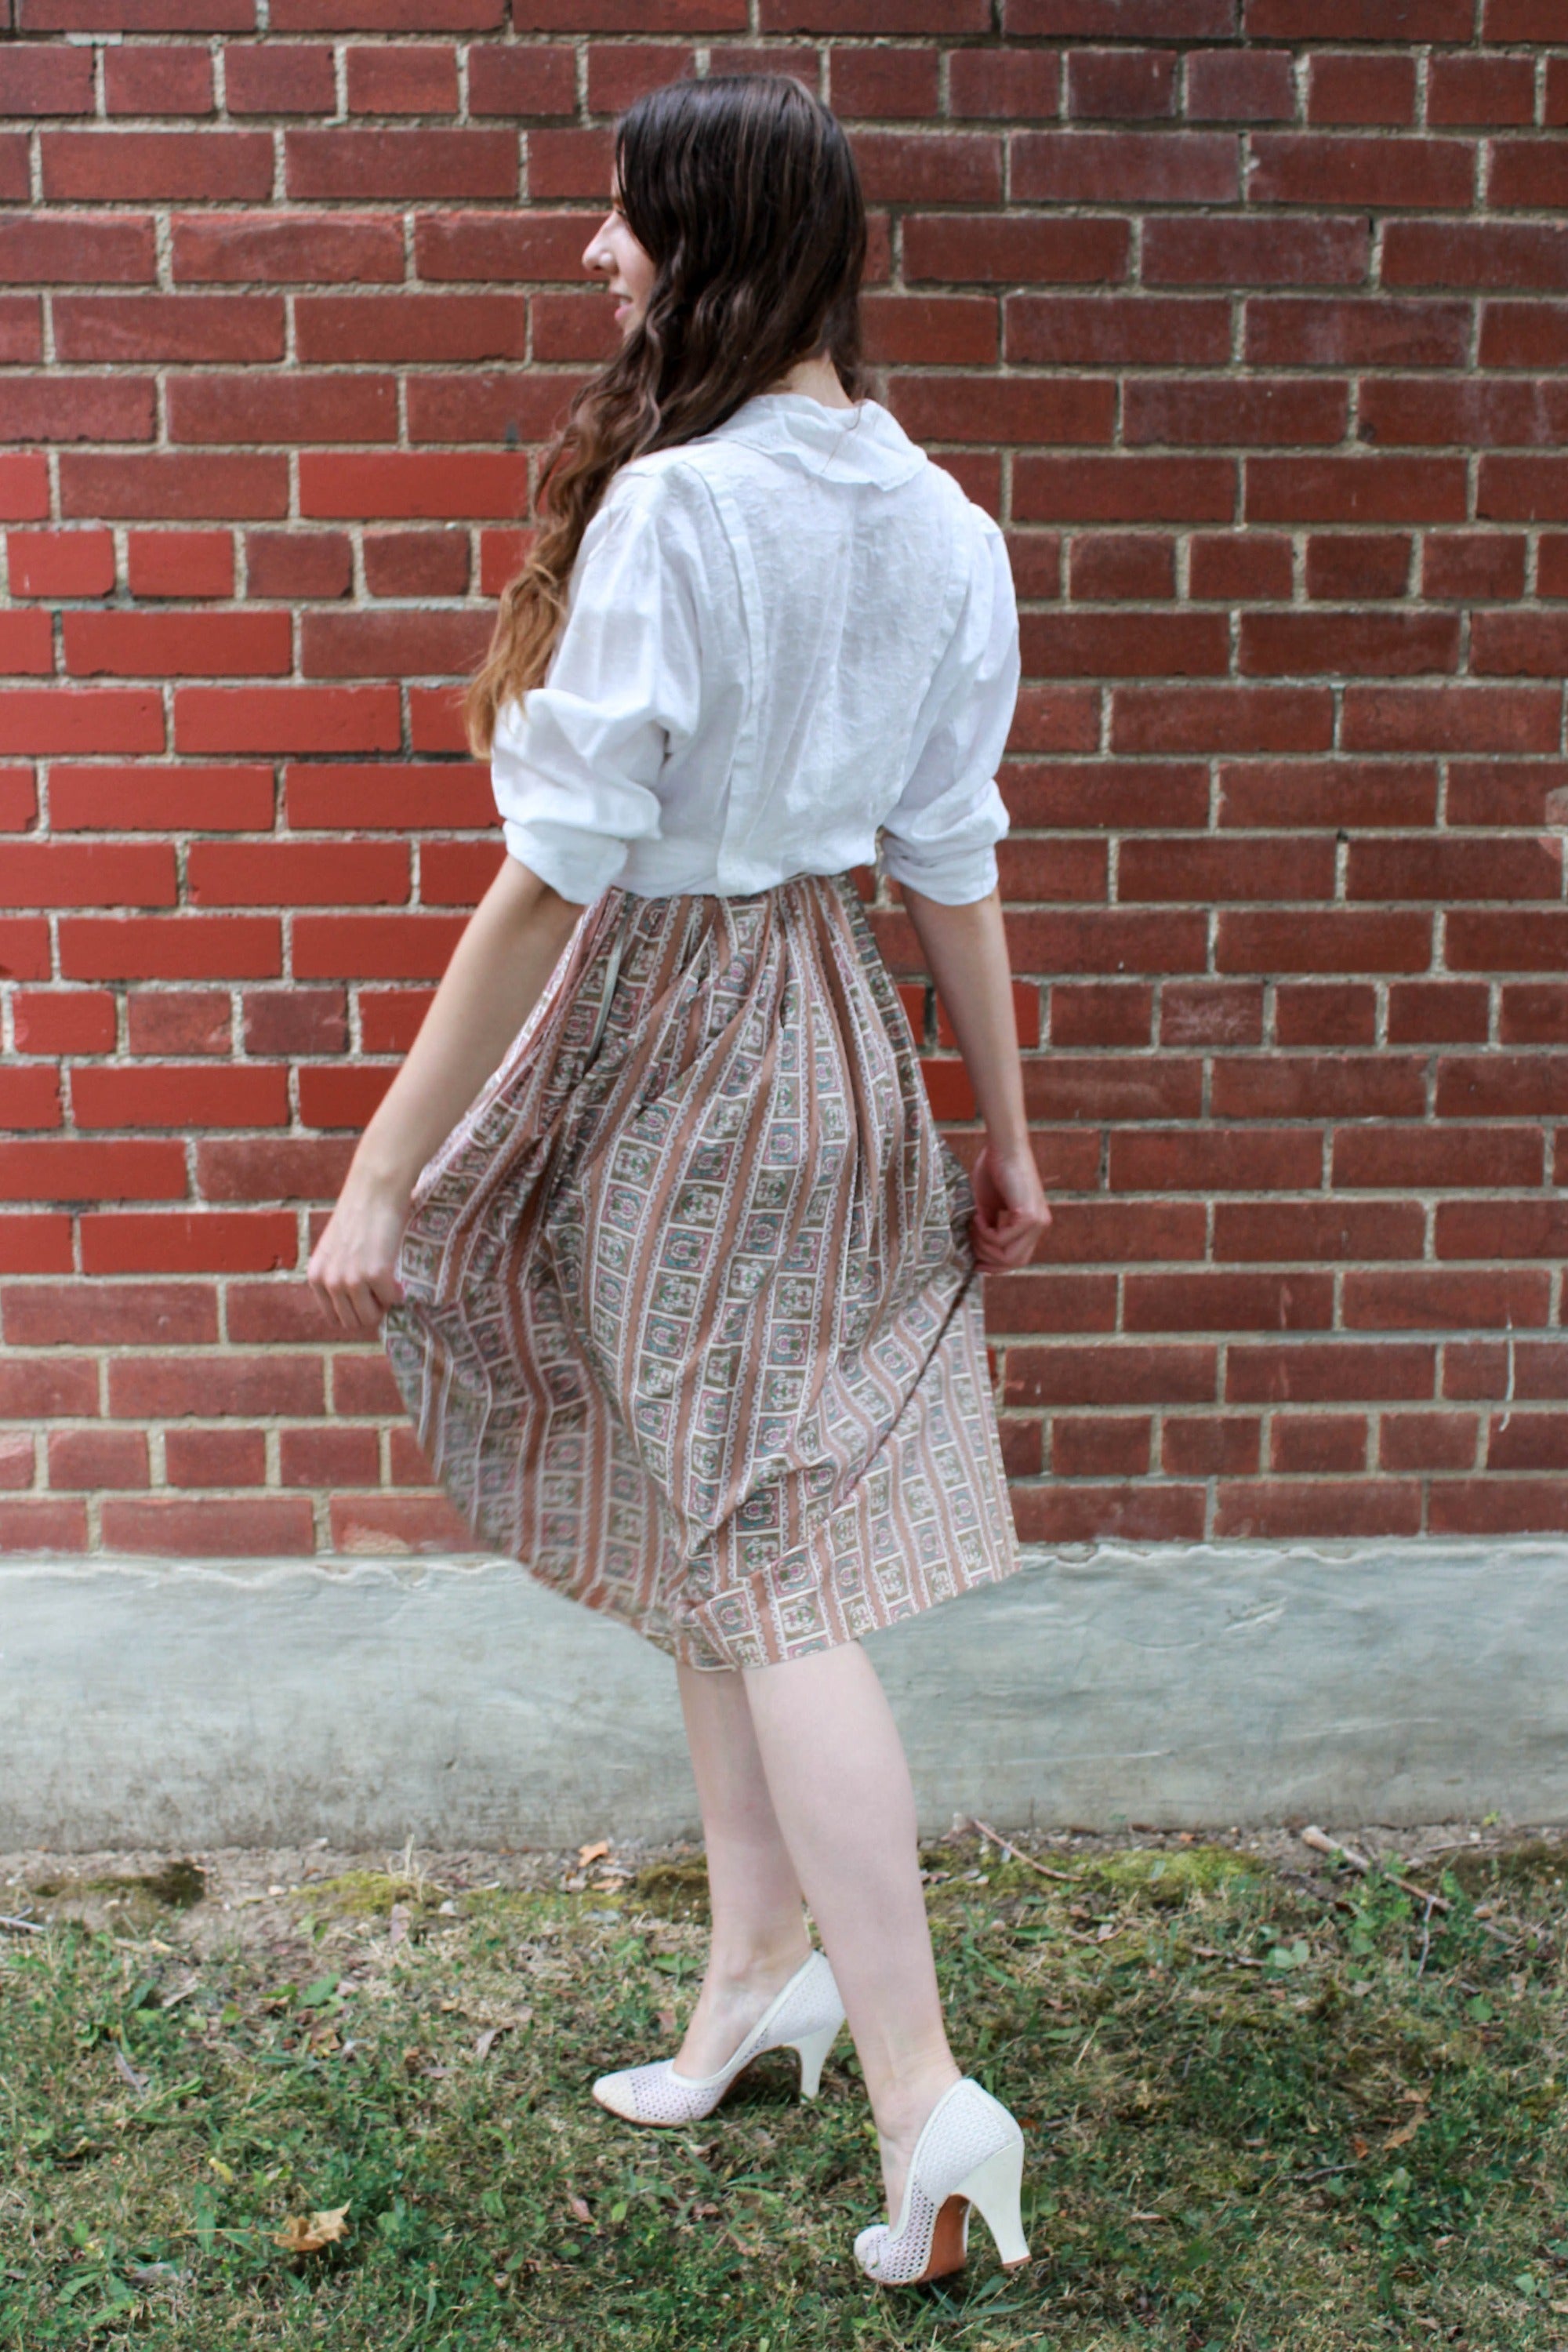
(2, 1540, 1565, 1850)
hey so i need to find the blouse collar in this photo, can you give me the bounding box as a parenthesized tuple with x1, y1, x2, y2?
(695, 392, 929, 490)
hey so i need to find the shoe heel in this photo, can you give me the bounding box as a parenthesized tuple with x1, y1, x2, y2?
(953, 2135, 1029, 2270)
(786, 2016, 841, 2100)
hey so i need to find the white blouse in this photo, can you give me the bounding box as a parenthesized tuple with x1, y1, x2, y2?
(489, 391, 1019, 909)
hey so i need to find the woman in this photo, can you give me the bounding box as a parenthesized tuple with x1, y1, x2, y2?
(309, 72, 1051, 2290)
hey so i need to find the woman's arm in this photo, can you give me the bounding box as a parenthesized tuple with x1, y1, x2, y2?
(898, 882, 1051, 1271)
(308, 854, 586, 1331)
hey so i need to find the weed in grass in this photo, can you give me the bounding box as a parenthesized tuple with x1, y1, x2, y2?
(0, 1825, 1564, 2349)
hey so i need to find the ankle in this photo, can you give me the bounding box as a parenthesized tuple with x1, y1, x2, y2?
(869, 2058, 963, 2143)
(703, 1932, 811, 1991)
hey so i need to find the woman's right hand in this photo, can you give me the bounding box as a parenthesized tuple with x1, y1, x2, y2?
(967, 1138, 1051, 1272)
(308, 1169, 412, 1334)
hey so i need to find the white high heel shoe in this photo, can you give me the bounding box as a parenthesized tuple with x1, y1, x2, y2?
(855, 2076, 1031, 2286)
(591, 1949, 845, 2127)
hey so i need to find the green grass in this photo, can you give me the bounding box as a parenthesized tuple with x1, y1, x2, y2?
(2, 1825, 1566, 2349)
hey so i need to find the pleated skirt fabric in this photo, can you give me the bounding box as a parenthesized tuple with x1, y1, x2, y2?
(382, 868, 1023, 1673)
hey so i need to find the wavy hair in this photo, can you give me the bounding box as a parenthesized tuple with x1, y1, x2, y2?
(463, 72, 869, 757)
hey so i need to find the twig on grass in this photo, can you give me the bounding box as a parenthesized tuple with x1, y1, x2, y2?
(964, 1817, 1078, 1883)
(1302, 1825, 1515, 1947)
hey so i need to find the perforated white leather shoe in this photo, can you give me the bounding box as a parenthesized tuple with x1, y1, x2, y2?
(854, 2076, 1030, 2286)
(590, 1948, 845, 2128)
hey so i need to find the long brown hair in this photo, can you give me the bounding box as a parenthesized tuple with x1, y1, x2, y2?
(463, 72, 869, 757)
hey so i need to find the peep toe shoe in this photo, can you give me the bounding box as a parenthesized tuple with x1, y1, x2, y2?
(591, 1948, 845, 2127)
(855, 2076, 1031, 2287)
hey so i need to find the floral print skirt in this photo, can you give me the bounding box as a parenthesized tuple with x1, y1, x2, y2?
(382, 868, 1022, 1672)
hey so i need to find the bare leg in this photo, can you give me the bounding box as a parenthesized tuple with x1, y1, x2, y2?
(669, 1659, 813, 2078)
(742, 1639, 961, 2223)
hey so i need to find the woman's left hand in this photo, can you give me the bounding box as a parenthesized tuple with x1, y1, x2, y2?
(308, 1172, 412, 1334)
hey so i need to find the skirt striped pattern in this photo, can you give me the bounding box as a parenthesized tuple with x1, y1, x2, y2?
(382, 868, 1022, 1672)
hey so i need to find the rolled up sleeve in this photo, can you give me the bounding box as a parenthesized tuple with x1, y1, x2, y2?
(879, 514, 1019, 907)
(489, 474, 704, 906)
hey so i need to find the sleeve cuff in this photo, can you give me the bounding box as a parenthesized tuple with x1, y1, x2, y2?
(880, 834, 1000, 906)
(501, 816, 628, 906)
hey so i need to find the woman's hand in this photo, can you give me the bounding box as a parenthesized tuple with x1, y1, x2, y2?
(967, 1138, 1051, 1272)
(308, 1171, 412, 1334)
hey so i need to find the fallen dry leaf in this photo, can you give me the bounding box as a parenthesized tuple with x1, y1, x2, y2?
(112, 2047, 149, 2096)
(577, 1841, 611, 1867)
(656, 2007, 677, 2035)
(567, 2194, 593, 2226)
(388, 1903, 410, 1949)
(475, 2010, 532, 2062)
(274, 2205, 350, 2255)
(1351, 2135, 1370, 2159)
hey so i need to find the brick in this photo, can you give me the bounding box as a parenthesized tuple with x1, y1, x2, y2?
(1007, 0, 1232, 26)
(1304, 534, 1410, 601)
(948, 49, 1062, 119)
(1438, 1200, 1568, 1261)
(1341, 685, 1559, 754)
(1479, 304, 1568, 369)
(105, 45, 215, 114)
(283, 762, 492, 830)
(1349, 837, 1560, 903)
(0, 1069, 63, 1130)
(164, 1427, 267, 1486)
(1214, 1055, 1425, 1121)
(1161, 982, 1264, 1045)
(1004, 1343, 1216, 1410)
(1271, 1414, 1367, 1473)
(301, 609, 492, 678)
(1215, 1479, 1421, 1540)
(66, 612, 289, 678)
(346, 44, 459, 114)
(1006, 295, 1229, 368)
(0, 841, 177, 907)
(1145, 216, 1368, 287)
(125, 530, 234, 599)
(1274, 982, 1378, 1047)
(1111, 686, 1332, 753)
(1243, 296, 1470, 369)
(1162, 1415, 1261, 1475)
(1126, 1271, 1334, 1333)
(358, 990, 433, 1052)
(1050, 982, 1153, 1047)
(1479, 458, 1568, 526)
(1244, 0, 1471, 30)
(1125, 376, 1347, 447)
(1246, 456, 1466, 526)
(328, 1492, 481, 1553)
(49, 1429, 150, 1490)
(0, 1500, 88, 1548)
(1120, 838, 1334, 903)
(174, 687, 400, 754)
(296, 294, 528, 365)
(1429, 1481, 1568, 1538)
(1011, 1483, 1207, 1545)
(1226, 1344, 1436, 1405)
(0, 47, 95, 112)
(51, 764, 274, 831)
(0, 301, 43, 364)
(1187, 534, 1293, 601)
(829, 45, 937, 118)
(285, 129, 517, 201)
(0, 216, 156, 286)
(172, 212, 405, 284)
(103, 1496, 317, 1555)
(1385, 222, 1568, 293)
(1349, 1269, 1550, 1333)
(298, 451, 530, 521)
(196, 1136, 354, 1203)
(1305, 52, 1414, 125)
(81, 1214, 296, 1270)
(60, 452, 288, 521)
(1448, 912, 1568, 973)
(169, 372, 397, 446)
(1379, 1413, 1477, 1473)
(1436, 1055, 1568, 1120)
(125, 991, 229, 1055)
(864, 294, 998, 366)
(1491, 143, 1568, 212)
(1110, 1129, 1322, 1193)
(1052, 1415, 1152, 1477)
(13, 992, 116, 1055)
(0, 768, 37, 831)
(1014, 129, 1235, 205)
(1214, 1200, 1422, 1262)
(1218, 760, 1436, 829)
(468, 45, 575, 115)
(281, 1425, 381, 1486)
(0, 612, 55, 673)
(42, 131, 272, 202)
(1500, 985, 1568, 1045)
(1388, 983, 1490, 1045)
(0, 376, 155, 447)
(5, 1279, 215, 1348)
(1332, 1125, 1544, 1190)
(1422, 535, 1525, 602)
(107, 1353, 323, 1419)
(904, 215, 1127, 285)
(60, 915, 280, 981)
(1445, 1341, 1568, 1403)
(1065, 49, 1176, 121)
(1015, 456, 1233, 524)
(1068, 534, 1174, 601)
(245, 533, 353, 600)
(0, 456, 51, 521)
(7, 530, 116, 597)
(1023, 1055, 1201, 1123)
(72, 1063, 288, 1130)
(223, 44, 337, 114)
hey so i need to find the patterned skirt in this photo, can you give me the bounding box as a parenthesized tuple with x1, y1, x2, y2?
(382, 868, 1022, 1673)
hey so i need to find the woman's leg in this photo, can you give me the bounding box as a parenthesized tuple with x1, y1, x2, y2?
(742, 1639, 961, 2223)
(669, 1659, 813, 2078)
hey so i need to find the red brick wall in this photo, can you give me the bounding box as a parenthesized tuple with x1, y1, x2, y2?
(2, 2, 1566, 1560)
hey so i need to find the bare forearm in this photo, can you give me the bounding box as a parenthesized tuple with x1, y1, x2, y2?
(899, 884, 1029, 1157)
(350, 855, 586, 1200)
